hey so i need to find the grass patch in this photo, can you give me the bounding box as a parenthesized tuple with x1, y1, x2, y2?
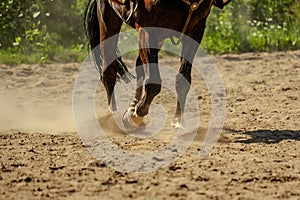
(0, 48, 86, 66)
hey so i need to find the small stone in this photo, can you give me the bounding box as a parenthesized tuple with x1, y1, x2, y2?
(24, 177, 32, 183)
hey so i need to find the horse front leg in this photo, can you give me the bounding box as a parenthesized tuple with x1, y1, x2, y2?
(135, 48, 161, 117)
(172, 40, 200, 129)
(122, 28, 162, 130)
(172, 21, 206, 129)
(129, 56, 144, 108)
(123, 56, 145, 129)
(172, 57, 193, 129)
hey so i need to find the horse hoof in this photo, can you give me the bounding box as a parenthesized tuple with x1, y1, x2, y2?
(122, 108, 144, 131)
(171, 118, 185, 130)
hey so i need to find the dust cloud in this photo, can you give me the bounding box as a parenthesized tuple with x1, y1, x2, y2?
(0, 94, 75, 133)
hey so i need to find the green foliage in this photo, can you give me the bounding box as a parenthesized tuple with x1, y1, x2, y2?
(0, 50, 43, 66)
(0, 0, 299, 65)
(203, 0, 300, 53)
(0, 0, 86, 64)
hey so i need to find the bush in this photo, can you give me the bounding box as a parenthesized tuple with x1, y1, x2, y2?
(0, 0, 86, 63)
(0, 0, 299, 64)
(203, 0, 300, 53)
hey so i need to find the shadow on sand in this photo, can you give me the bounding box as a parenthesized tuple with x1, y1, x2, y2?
(227, 129, 300, 144)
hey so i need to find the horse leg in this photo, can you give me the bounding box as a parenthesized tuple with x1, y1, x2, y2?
(129, 56, 144, 107)
(172, 22, 206, 128)
(122, 28, 162, 129)
(130, 39, 164, 108)
(172, 51, 194, 129)
(122, 56, 145, 129)
(135, 28, 162, 118)
(97, 1, 123, 112)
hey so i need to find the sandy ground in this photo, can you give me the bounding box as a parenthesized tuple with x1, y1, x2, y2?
(0, 50, 299, 199)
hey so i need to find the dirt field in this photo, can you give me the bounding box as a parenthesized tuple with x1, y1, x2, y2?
(0, 51, 299, 199)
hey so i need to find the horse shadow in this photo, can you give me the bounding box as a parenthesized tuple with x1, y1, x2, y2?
(228, 129, 300, 144)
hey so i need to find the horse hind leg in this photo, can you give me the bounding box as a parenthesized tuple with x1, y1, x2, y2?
(97, 1, 123, 112)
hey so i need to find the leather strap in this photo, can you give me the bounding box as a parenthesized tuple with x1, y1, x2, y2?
(172, 0, 205, 45)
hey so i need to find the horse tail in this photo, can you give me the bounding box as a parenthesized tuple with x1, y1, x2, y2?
(84, 0, 135, 83)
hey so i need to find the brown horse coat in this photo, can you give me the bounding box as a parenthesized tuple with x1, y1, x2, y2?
(84, 0, 232, 129)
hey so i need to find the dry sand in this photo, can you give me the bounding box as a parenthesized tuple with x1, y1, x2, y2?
(0, 50, 299, 199)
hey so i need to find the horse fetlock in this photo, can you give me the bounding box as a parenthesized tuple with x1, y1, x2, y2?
(136, 105, 149, 117)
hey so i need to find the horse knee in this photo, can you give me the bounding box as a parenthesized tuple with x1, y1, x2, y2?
(145, 82, 161, 98)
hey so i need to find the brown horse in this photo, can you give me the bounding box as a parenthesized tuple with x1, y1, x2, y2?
(84, 0, 232, 130)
